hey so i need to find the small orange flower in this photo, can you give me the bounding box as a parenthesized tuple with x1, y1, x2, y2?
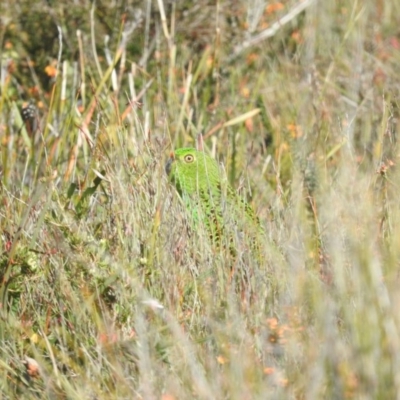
(240, 86, 250, 98)
(291, 30, 302, 43)
(279, 378, 289, 387)
(245, 117, 254, 132)
(266, 317, 278, 330)
(217, 355, 228, 365)
(264, 367, 275, 375)
(287, 123, 303, 138)
(45, 64, 57, 78)
(161, 395, 176, 400)
(266, 3, 284, 14)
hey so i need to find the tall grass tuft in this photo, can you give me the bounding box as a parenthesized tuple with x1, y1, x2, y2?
(0, 0, 400, 397)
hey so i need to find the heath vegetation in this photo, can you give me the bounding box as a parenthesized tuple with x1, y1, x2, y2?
(0, 0, 400, 398)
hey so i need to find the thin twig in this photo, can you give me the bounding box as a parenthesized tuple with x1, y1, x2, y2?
(231, 0, 317, 59)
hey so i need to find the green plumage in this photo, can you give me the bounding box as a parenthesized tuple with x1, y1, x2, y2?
(166, 148, 263, 249)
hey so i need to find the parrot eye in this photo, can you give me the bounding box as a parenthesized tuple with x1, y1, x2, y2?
(184, 154, 195, 163)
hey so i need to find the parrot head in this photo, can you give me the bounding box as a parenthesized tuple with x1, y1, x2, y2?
(166, 148, 221, 196)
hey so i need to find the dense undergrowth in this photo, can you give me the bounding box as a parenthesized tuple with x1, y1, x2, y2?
(0, 0, 400, 398)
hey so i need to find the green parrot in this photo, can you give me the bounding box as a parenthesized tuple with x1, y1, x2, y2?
(165, 148, 263, 251)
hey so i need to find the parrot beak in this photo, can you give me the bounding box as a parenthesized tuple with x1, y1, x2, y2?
(165, 151, 175, 176)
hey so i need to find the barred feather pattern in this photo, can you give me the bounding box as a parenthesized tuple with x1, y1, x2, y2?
(166, 148, 263, 250)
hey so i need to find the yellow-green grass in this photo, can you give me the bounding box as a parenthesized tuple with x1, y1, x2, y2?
(0, 0, 400, 398)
